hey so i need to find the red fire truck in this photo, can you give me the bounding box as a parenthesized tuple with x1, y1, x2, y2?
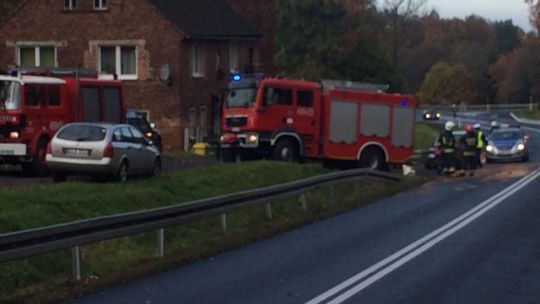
(220, 74, 416, 169)
(0, 68, 125, 175)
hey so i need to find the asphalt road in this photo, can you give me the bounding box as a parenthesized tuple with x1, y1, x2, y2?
(65, 115, 540, 304)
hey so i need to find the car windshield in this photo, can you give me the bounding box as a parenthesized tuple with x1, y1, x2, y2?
(57, 125, 107, 142)
(0, 80, 21, 110)
(491, 131, 522, 141)
(227, 88, 256, 108)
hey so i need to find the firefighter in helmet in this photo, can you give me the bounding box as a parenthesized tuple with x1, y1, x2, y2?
(460, 124, 479, 176)
(435, 121, 457, 174)
(473, 123, 486, 168)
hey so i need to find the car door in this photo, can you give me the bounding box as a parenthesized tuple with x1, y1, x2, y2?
(119, 127, 140, 174)
(128, 126, 154, 173)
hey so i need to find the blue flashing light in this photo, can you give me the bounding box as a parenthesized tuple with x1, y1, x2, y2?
(401, 98, 408, 107)
(9, 69, 17, 77)
(232, 73, 242, 82)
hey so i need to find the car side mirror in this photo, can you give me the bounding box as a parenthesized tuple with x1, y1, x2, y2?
(524, 132, 530, 141)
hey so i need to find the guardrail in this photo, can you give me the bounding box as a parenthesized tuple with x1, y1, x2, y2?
(419, 103, 538, 111)
(0, 168, 402, 281)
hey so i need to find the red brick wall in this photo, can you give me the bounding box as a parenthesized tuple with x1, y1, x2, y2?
(226, 0, 276, 75)
(0, 0, 265, 149)
(0, 0, 186, 149)
(179, 39, 260, 144)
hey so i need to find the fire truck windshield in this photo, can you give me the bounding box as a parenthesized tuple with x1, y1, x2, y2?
(0, 80, 21, 110)
(227, 88, 256, 108)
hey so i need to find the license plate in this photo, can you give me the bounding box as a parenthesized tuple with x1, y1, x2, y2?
(64, 148, 90, 156)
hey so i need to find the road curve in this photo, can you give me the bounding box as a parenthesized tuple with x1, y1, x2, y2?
(66, 121, 540, 304)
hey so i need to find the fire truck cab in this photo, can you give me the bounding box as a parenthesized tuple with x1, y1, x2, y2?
(0, 70, 125, 175)
(220, 74, 416, 169)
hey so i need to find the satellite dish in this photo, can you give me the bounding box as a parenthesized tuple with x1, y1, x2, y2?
(160, 64, 170, 82)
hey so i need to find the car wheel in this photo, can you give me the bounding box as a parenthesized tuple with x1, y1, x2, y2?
(151, 158, 161, 177)
(272, 139, 299, 162)
(52, 172, 67, 183)
(116, 161, 129, 182)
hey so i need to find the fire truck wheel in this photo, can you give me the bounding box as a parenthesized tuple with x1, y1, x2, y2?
(273, 139, 299, 162)
(22, 138, 50, 177)
(359, 147, 387, 170)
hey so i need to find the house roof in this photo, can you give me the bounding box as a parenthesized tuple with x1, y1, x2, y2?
(149, 0, 262, 40)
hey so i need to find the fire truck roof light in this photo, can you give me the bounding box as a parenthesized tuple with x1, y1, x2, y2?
(401, 98, 408, 107)
(232, 73, 242, 81)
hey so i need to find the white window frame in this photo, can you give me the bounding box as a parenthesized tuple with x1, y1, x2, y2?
(93, 0, 107, 10)
(98, 45, 138, 80)
(16, 45, 57, 67)
(191, 44, 205, 78)
(64, 0, 77, 10)
(229, 42, 239, 73)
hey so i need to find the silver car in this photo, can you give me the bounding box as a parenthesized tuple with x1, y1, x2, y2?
(46, 123, 161, 182)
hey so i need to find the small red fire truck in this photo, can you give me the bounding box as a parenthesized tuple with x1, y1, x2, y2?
(0, 68, 125, 175)
(220, 74, 416, 169)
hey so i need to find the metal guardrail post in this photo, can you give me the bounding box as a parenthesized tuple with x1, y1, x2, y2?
(329, 186, 335, 205)
(71, 246, 81, 281)
(299, 194, 307, 211)
(266, 203, 272, 220)
(221, 214, 227, 233)
(354, 180, 360, 196)
(156, 229, 165, 258)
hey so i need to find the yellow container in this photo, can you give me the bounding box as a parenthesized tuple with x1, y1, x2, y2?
(192, 143, 209, 156)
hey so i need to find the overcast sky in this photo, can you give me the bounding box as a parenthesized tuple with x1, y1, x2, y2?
(427, 0, 532, 31)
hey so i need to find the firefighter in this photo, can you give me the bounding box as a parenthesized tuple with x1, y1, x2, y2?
(460, 124, 479, 176)
(435, 121, 457, 174)
(473, 123, 486, 168)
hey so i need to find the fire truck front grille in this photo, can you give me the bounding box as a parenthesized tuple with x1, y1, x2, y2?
(226, 117, 247, 127)
(0, 126, 13, 139)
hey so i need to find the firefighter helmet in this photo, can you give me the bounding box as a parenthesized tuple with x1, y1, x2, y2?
(473, 123, 481, 129)
(445, 121, 456, 131)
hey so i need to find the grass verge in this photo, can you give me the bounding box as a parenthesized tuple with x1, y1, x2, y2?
(0, 161, 423, 303)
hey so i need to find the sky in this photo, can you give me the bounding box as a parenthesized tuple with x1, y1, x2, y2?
(427, 0, 532, 32)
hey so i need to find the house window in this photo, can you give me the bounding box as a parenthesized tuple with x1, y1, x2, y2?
(229, 42, 239, 73)
(93, 0, 107, 10)
(99, 46, 137, 80)
(64, 0, 77, 10)
(192, 44, 204, 78)
(18, 46, 56, 67)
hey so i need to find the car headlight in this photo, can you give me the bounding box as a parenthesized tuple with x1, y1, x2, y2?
(436, 112, 441, 118)
(486, 145, 494, 152)
(517, 143, 525, 151)
(247, 134, 258, 143)
(425, 114, 431, 119)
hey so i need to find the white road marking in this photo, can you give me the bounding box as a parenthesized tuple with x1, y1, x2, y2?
(306, 169, 540, 304)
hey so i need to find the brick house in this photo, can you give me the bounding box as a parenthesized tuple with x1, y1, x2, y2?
(0, 0, 274, 149)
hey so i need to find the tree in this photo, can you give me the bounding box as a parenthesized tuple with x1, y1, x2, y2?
(489, 35, 540, 103)
(382, 0, 427, 65)
(525, 0, 540, 32)
(417, 62, 479, 105)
